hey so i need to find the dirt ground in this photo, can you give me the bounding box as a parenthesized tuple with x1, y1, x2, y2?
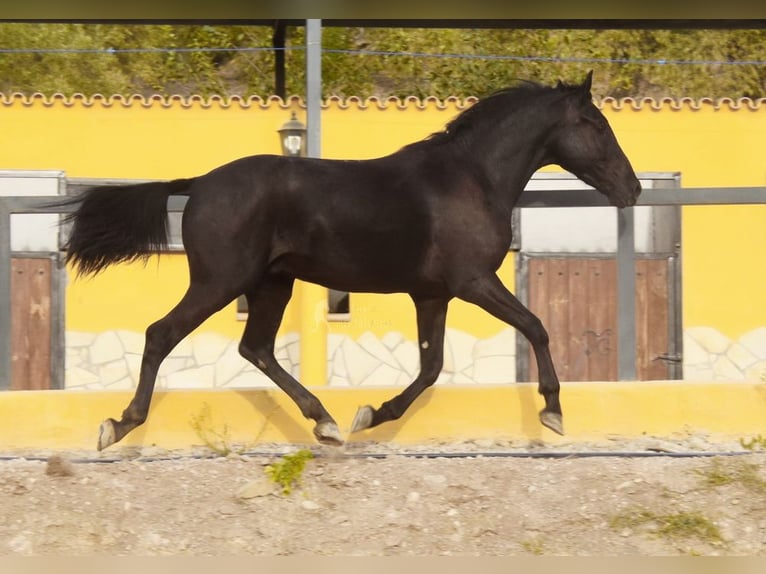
(1, 436, 765, 556)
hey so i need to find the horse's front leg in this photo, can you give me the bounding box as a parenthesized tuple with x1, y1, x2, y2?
(455, 273, 564, 435)
(351, 296, 448, 432)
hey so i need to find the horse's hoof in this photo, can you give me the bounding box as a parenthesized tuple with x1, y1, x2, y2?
(97, 419, 117, 451)
(314, 421, 344, 446)
(350, 405, 374, 433)
(539, 410, 564, 436)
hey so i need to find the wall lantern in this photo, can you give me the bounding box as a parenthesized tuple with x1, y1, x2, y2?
(278, 112, 307, 157)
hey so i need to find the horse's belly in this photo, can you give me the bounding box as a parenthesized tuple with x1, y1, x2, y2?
(269, 249, 441, 295)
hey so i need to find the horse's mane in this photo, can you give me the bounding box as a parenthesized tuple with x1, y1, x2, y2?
(403, 79, 578, 151)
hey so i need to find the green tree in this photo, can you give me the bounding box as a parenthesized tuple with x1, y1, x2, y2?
(0, 23, 764, 99)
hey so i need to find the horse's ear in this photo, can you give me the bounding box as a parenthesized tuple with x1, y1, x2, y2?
(556, 79, 565, 89)
(581, 70, 594, 94)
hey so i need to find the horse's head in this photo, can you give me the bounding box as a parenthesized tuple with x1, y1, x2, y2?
(549, 71, 641, 208)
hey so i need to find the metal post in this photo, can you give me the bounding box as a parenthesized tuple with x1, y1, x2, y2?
(617, 207, 637, 380)
(300, 19, 328, 386)
(0, 204, 11, 389)
(305, 19, 322, 159)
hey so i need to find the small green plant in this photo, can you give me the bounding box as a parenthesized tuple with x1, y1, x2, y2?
(740, 434, 766, 451)
(696, 458, 766, 493)
(190, 402, 240, 456)
(265, 449, 315, 495)
(610, 508, 724, 545)
(520, 537, 545, 555)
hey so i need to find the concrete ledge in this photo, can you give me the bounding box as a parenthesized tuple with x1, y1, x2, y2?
(1, 381, 765, 451)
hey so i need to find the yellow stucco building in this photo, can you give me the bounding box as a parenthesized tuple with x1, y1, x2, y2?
(1, 90, 765, 449)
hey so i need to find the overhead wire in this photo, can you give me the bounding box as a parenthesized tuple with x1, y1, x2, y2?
(0, 45, 764, 67)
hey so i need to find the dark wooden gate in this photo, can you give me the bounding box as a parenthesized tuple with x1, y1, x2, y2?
(523, 256, 675, 382)
(10, 256, 52, 390)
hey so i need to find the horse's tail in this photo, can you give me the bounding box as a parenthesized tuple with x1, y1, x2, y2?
(62, 178, 195, 276)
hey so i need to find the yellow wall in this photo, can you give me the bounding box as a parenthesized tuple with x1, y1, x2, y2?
(601, 101, 766, 340)
(3, 93, 766, 346)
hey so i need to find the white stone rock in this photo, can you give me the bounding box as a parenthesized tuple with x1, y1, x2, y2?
(65, 366, 100, 388)
(327, 333, 344, 358)
(739, 327, 766, 360)
(381, 331, 404, 350)
(391, 340, 420, 377)
(170, 336, 194, 358)
(473, 355, 516, 384)
(89, 331, 124, 365)
(107, 377, 135, 390)
(682, 364, 715, 381)
(423, 474, 448, 489)
(359, 363, 405, 387)
(165, 365, 215, 389)
(685, 326, 731, 354)
(124, 354, 142, 384)
(436, 372, 453, 385)
(712, 355, 743, 380)
(66, 331, 96, 348)
(330, 341, 348, 379)
(192, 332, 229, 367)
(278, 331, 299, 346)
(274, 344, 289, 362)
(451, 372, 476, 385)
(328, 374, 351, 387)
(682, 331, 710, 366)
(444, 328, 478, 374)
(215, 342, 246, 386)
(285, 339, 300, 369)
(99, 359, 129, 385)
(116, 330, 145, 355)
(341, 337, 381, 386)
(358, 331, 400, 369)
(65, 346, 84, 368)
(726, 342, 758, 371)
(394, 370, 413, 386)
(236, 476, 275, 499)
(473, 328, 516, 360)
(158, 357, 192, 378)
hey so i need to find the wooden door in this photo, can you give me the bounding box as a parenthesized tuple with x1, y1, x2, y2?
(524, 257, 673, 382)
(11, 257, 52, 390)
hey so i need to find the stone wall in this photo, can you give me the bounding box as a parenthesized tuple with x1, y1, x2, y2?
(683, 326, 766, 381)
(65, 331, 299, 390)
(64, 328, 517, 390)
(65, 325, 766, 391)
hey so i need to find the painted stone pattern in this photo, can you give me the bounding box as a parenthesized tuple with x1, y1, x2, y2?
(683, 326, 766, 382)
(64, 328, 517, 390)
(65, 325, 766, 390)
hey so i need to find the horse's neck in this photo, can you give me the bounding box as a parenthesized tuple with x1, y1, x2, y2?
(468, 119, 554, 211)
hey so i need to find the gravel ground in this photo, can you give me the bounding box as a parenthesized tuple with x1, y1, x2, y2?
(2, 435, 765, 556)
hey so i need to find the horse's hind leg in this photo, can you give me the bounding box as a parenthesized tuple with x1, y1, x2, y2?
(97, 282, 238, 450)
(351, 296, 448, 432)
(455, 273, 564, 435)
(239, 275, 342, 446)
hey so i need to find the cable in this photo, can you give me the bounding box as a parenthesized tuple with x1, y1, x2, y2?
(0, 45, 764, 67)
(0, 449, 757, 465)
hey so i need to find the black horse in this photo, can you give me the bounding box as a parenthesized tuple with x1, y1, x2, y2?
(63, 71, 641, 450)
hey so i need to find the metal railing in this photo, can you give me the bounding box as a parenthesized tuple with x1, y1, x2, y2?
(1, 186, 766, 389)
